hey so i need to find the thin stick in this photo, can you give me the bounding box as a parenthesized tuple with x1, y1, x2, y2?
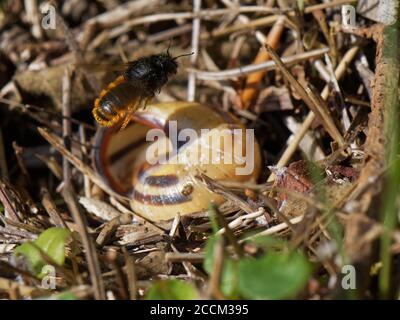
(12, 142, 31, 185)
(79, 125, 91, 198)
(106, 249, 129, 300)
(24, 0, 43, 39)
(240, 215, 304, 242)
(62, 68, 72, 187)
(187, 0, 201, 102)
(40, 187, 68, 229)
(96, 213, 133, 247)
(207, 236, 225, 300)
(216, 207, 265, 235)
(109, 197, 165, 235)
(267, 46, 359, 181)
(165, 252, 204, 264)
(265, 44, 345, 145)
(61, 185, 105, 300)
(195, 173, 256, 214)
(49, 1, 99, 92)
(37, 127, 128, 202)
(122, 247, 137, 300)
(212, 205, 244, 257)
(170, 244, 201, 279)
(303, 0, 356, 13)
(107, 1, 356, 39)
(0, 97, 95, 130)
(0, 182, 21, 222)
(189, 47, 329, 80)
(84, 0, 160, 28)
(220, 0, 266, 47)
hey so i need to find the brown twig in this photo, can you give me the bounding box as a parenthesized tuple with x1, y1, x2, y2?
(62, 68, 73, 187)
(195, 173, 257, 214)
(207, 236, 225, 300)
(165, 252, 204, 264)
(106, 249, 129, 300)
(0, 181, 22, 222)
(40, 187, 68, 228)
(37, 127, 128, 202)
(265, 44, 345, 145)
(122, 247, 137, 300)
(189, 47, 329, 80)
(96, 212, 133, 247)
(267, 46, 360, 181)
(61, 185, 105, 300)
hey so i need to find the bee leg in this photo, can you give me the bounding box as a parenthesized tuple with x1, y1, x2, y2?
(141, 96, 153, 110)
(119, 112, 133, 131)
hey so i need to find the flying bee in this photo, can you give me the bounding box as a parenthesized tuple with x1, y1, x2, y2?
(92, 51, 193, 130)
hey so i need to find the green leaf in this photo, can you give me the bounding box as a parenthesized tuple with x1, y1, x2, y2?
(14, 227, 71, 277)
(35, 227, 71, 266)
(38, 291, 77, 300)
(237, 251, 312, 299)
(250, 235, 288, 251)
(146, 279, 198, 300)
(204, 235, 238, 298)
(14, 242, 43, 276)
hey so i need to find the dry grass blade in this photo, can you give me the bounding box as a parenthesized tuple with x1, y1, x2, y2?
(268, 45, 359, 181)
(165, 252, 204, 264)
(195, 173, 256, 214)
(37, 127, 128, 202)
(61, 185, 105, 300)
(264, 44, 345, 146)
(41, 187, 68, 228)
(190, 47, 329, 80)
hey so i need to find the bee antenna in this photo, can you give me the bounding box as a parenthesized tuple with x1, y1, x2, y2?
(166, 39, 172, 56)
(173, 51, 195, 60)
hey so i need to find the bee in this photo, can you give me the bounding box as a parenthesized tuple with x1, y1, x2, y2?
(92, 51, 193, 130)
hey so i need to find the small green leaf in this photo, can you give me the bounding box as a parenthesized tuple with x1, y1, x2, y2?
(146, 279, 198, 300)
(14, 227, 71, 277)
(250, 235, 288, 251)
(14, 242, 43, 276)
(204, 235, 238, 298)
(35, 227, 71, 266)
(237, 251, 312, 299)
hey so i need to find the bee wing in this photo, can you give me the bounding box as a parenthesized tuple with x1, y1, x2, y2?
(74, 61, 134, 73)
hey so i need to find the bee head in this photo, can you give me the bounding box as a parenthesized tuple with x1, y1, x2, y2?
(156, 53, 178, 76)
(156, 50, 194, 77)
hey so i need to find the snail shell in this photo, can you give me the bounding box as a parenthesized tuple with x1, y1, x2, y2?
(93, 102, 261, 222)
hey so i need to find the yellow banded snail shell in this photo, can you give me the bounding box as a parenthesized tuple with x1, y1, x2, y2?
(93, 102, 261, 222)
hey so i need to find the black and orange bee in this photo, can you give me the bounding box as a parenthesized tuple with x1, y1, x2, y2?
(92, 51, 192, 130)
